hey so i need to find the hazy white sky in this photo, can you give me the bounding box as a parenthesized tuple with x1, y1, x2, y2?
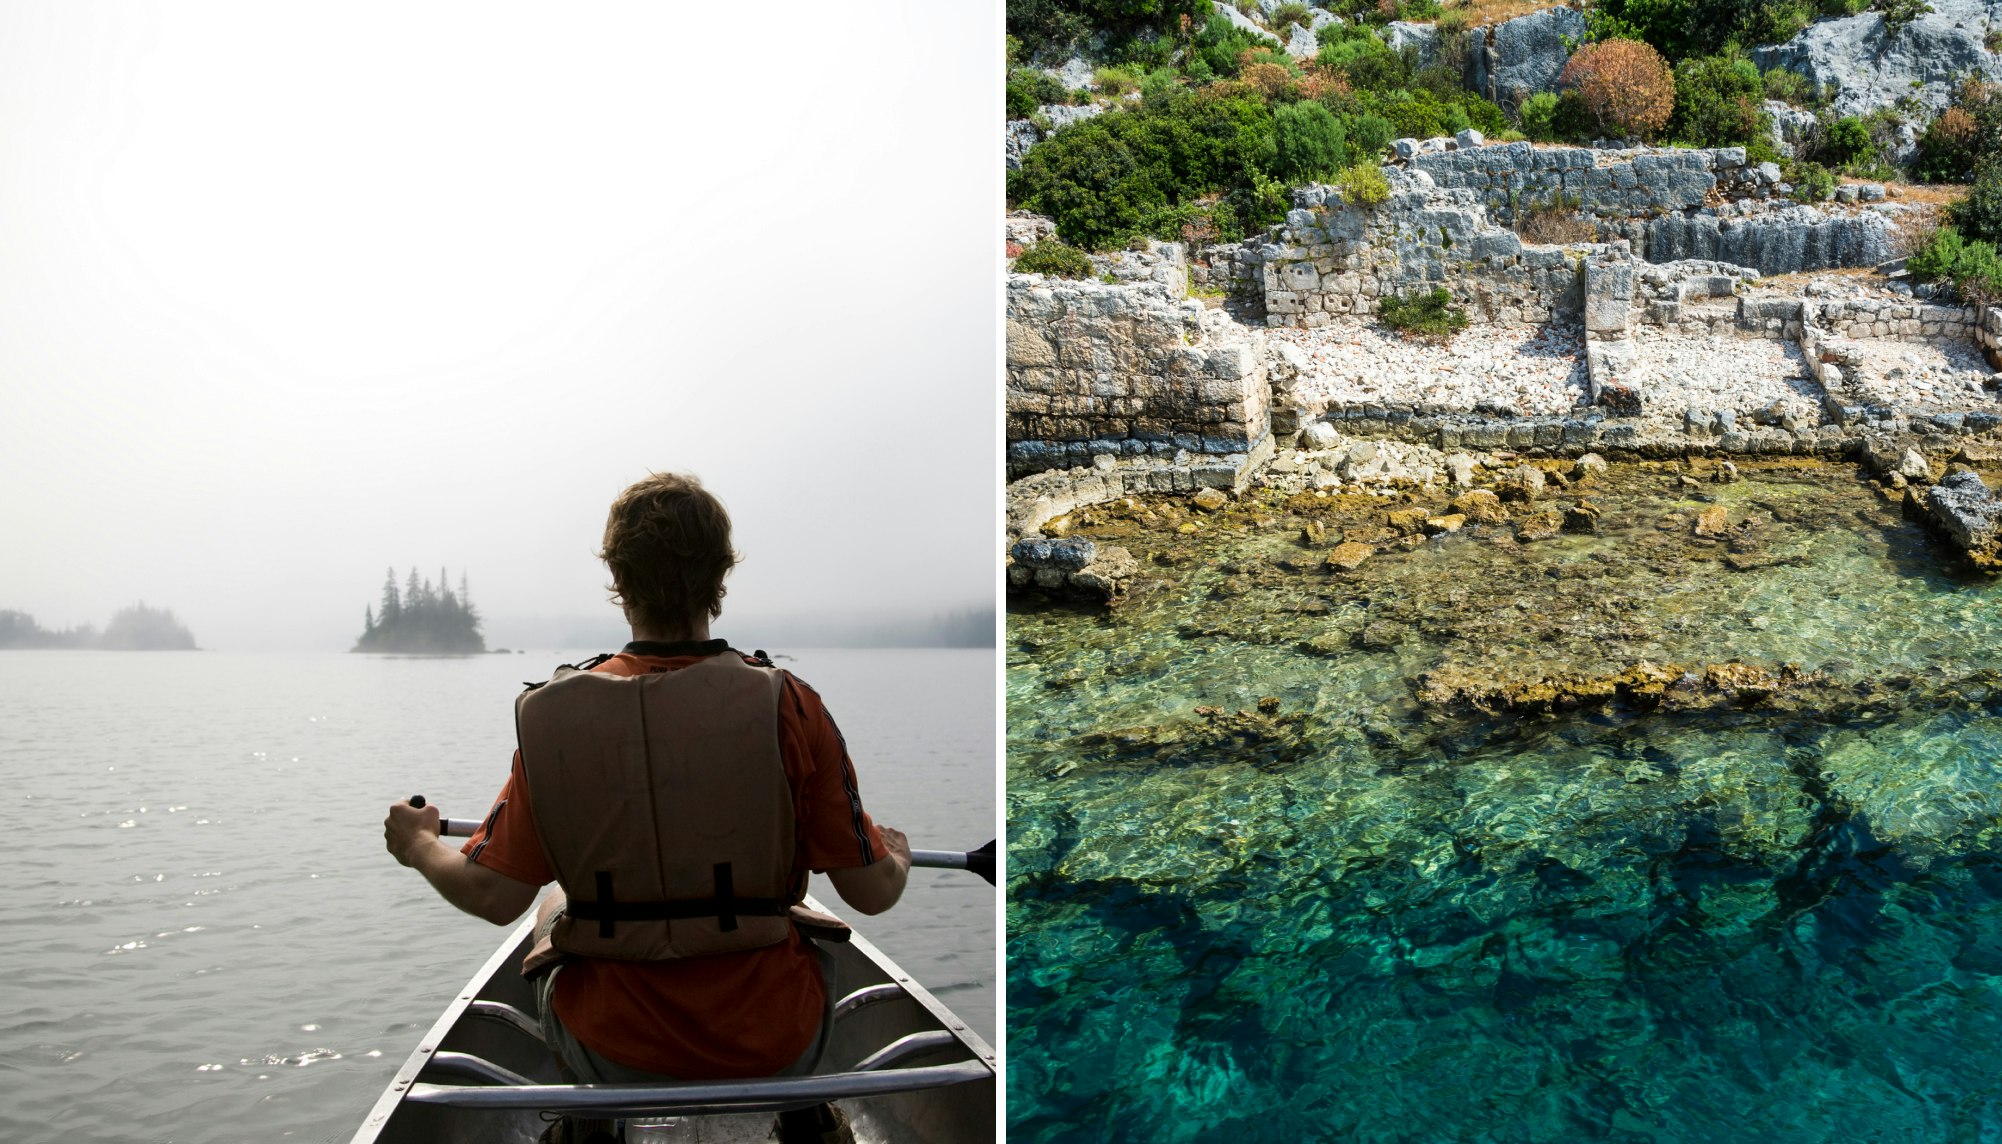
(0, 1, 999, 651)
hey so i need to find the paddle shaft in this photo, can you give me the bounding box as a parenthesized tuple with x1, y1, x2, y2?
(408, 796, 994, 882)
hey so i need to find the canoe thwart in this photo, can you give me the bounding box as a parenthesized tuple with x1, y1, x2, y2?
(403, 1059, 992, 1114)
(832, 983, 907, 1018)
(425, 1052, 537, 1087)
(467, 1000, 544, 1044)
(852, 1032, 962, 1073)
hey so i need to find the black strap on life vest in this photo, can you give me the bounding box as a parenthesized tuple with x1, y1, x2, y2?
(573, 866, 791, 938)
(522, 652, 615, 692)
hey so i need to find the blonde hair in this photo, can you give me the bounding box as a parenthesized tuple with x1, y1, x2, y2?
(599, 472, 738, 633)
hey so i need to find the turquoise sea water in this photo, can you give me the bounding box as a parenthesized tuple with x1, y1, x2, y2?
(1007, 462, 2002, 1142)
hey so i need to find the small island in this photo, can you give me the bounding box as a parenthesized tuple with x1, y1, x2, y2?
(354, 567, 486, 654)
(0, 603, 198, 650)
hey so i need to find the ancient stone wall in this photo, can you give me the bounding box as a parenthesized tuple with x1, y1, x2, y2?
(1005, 274, 1271, 478)
(1407, 141, 1900, 275)
(1811, 297, 1980, 342)
(1258, 168, 1587, 328)
(1410, 143, 1750, 224)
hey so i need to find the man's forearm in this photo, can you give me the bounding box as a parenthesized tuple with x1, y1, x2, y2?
(827, 852, 911, 916)
(407, 838, 535, 924)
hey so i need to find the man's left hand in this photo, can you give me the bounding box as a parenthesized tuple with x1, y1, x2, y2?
(384, 799, 442, 867)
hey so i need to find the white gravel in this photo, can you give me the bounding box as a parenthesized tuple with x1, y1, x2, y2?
(1272, 321, 1587, 416)
(1627, 328, 1822, 427)
(1833, 336, 2000, 411)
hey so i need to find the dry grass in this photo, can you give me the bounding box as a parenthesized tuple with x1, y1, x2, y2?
(1516, 202, 1598, 244)
(1890, 211, 1939, 259)
(1438, 0, 1572, 30)
(1866, 180, 1967, 206)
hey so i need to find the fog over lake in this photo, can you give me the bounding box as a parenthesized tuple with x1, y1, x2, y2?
(0, 1, 999, 652)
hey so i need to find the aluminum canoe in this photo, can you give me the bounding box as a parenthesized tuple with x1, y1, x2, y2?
(349, 898, 995, 1143)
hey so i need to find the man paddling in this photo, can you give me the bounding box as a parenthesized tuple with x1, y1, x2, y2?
(383, 471, 910, 1144)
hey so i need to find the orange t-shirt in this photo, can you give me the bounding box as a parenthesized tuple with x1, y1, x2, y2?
(460, 641, 888, 1078)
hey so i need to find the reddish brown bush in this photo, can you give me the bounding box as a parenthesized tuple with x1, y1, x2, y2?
(1240, 61, 1297, 99)
(1558, 39, 1674, 141)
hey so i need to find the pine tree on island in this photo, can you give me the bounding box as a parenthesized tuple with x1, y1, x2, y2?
(354, 566, 486, 653)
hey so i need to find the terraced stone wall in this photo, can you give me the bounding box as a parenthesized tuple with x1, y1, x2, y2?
(1005, 275, 1271, 478)
(1259, 170, 1588, 329)
(1410, 143, 1750, 225)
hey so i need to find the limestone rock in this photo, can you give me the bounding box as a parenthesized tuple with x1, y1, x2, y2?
(1324, 541, 1374, 571)
(1464, 7, 1586, 107)
(1192, 487, 1230, 511)
(1563, 503, 1601, 534)
(1388, 507, 1431, 534)
(1752, 0, 2002, 122)
(1387, 20, 1439, 69)
(1492, 464, 1547, 502)
(1449, 489, 1508, 524)
(1300, 519, 1328, 546)
(1572, 453, 1608, 480)
(1285, 22, 1318, 59)
(1301, 421, 1341, 450)
(1693, 504, 1731, 537)
(1424, 513, 1468, 535)
(1446, 453, 1479, 488)
(1515, 511, 1565, 541)
(1916, 469, 2002, 571)
(1762, 101, 1819, 160)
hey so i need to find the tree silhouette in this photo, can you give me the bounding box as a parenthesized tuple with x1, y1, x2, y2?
(353, 567, 486, 653)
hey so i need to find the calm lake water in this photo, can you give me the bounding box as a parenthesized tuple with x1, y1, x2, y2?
(0, 646, 994, 1144)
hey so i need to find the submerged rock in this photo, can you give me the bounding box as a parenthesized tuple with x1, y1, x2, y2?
(1515, 511, 1565, 541)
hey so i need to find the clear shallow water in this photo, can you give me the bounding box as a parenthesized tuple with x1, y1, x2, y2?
(1007, 462, 2002, 1142)
(0, 647, 993, 1144)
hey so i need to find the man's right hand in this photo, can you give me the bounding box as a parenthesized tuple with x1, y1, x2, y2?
(384, 799, 442, 867)
(876, 825, 912, 871)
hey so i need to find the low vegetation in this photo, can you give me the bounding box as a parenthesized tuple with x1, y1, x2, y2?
(1377, 287, 1470, 339)
(1013, 239, 1096, 278)
(1003, 0, 2002, 259)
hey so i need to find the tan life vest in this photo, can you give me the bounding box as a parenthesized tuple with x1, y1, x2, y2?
(513, 652, 802, 962)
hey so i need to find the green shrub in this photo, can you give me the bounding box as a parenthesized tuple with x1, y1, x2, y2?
(1336, 162, 1391, 205)
(1552, 89, 1595, 142)
(1193, 11, 1281, 78)
(1789, 160, 1836, 201)
(1013, 239, 1096, 278)
(1398, 0, 1443, 19)
(1874, 0, 1933, 34)
(1377, 287, 1468, 339)
(1908, 224, 2002, 302)
(1007, 67, 1074, 119)
(1518, 92, 1562, 141)
(1094, 66, 1139, 95)
(1010, 87, 1279, 249)
(1345, 113, 1397, 160)
(1009, 0, 1211, 62)
(1319, 33, 1406, 89)
(1917, 105, 1981, 181)
(1761, 66, 1819, 106)
(1817, 115, 1875, 167)
(1954, 156, 2002, 244)
(1670, 54, 1766, 147)
(1270, 101, 1351, 182)
(1269, 1, 1314, 29)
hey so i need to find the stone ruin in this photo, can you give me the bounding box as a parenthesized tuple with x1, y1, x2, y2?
(1007, 138, 2002, 594)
